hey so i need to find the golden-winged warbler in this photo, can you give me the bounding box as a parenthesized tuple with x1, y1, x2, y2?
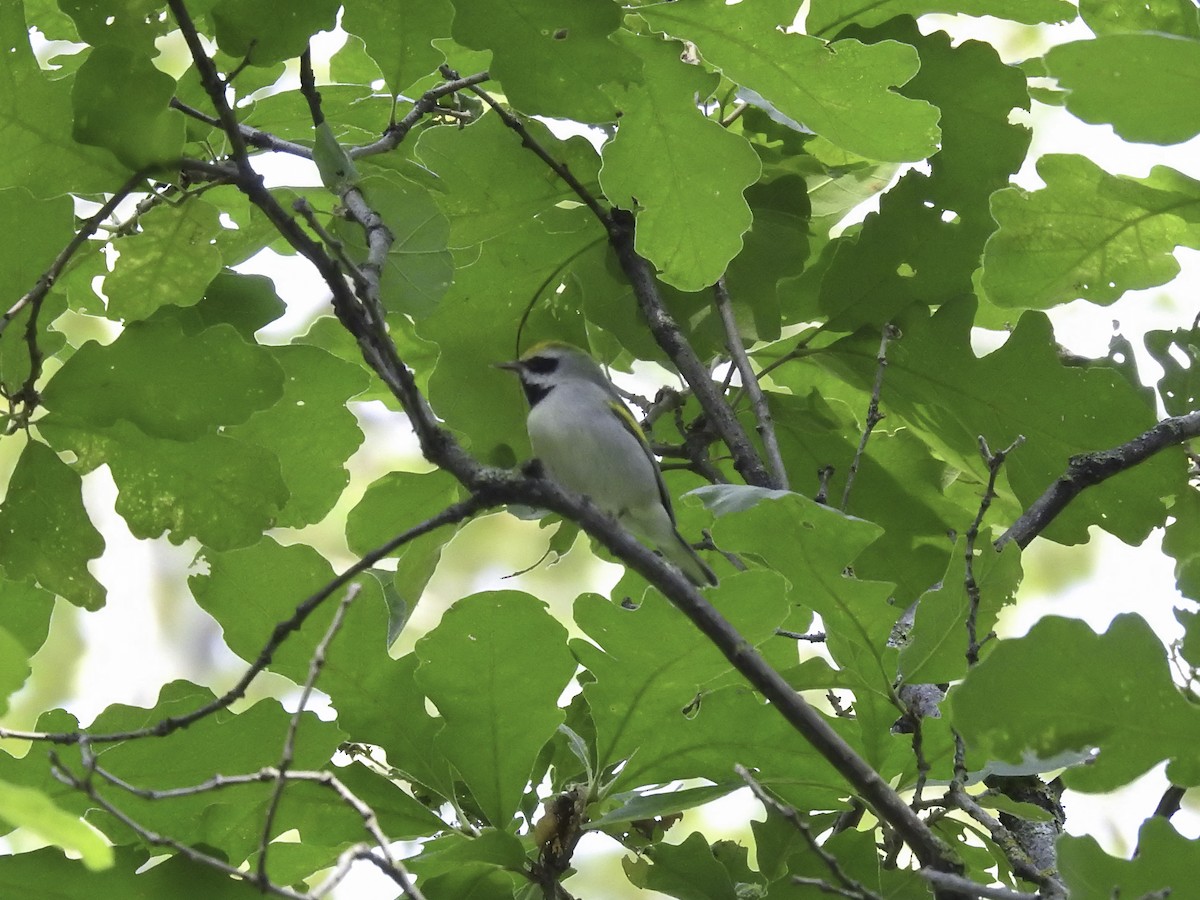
(499, 342, 717, 587)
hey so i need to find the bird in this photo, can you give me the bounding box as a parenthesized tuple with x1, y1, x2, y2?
(498, 341, 718, 587)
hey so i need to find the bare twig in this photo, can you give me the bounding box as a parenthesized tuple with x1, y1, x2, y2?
(815, 465, 835, 504)
(949, 736, 1063, 893)
(257, 585, 360, 886)
(965, 436, 1024, 665)
(775, 629, 827, 642)
(714, 277, 787, 489)
(50, 752, 310, 900)
(1, 170, 149, 431)
(170, 70, 491, 162)
(997, 410, 1200, 550)
(292, 196, 369, 294)
(1153, 784, 1186, 820)
(841, 324, 899, 511)
(920, 871, 1039, 900)
(737, 765, 884, 900)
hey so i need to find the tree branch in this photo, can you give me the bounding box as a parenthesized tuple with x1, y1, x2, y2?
(737, 764, 884, 900)
(256, 585, 359, 887)
(144, 10, 964, 877)
(842, 324, 898, 511)
(714, 277, 787, 489)
(920, 871, 1039, 900)
(965, 435, 1023, 665)
(996, 411, 1200, 550)
(1, 170, 149, 431)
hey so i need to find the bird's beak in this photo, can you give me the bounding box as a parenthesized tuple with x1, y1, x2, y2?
(493, 360, 522, 373)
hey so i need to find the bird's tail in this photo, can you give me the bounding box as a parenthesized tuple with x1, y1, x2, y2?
(662, 529, 718, 588)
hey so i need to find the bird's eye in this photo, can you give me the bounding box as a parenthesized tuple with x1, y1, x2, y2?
(523, 355, 559, 375)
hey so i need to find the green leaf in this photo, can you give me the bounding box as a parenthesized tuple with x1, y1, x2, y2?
(416, 113, 602, 248)
(0, 440, 105, 609)
(227, 344, 367, 528)
(821, 299, 1181, 546)
(336, 653, 456, 799)
(407, 829, 527, 895)
(806, 0, 1075, 38)
(572, 571, 819, 790)
(332, 761, 448, 839)
(899, 540, 1022, 683)
(191, 269, 287, 338)
(313, 121, 359, 192)
(950, 614, 1200, 791)
(347, 470, 462, 555)
(41, 317, 284, 440)
(104, 199, 225, 321)
(708, 494, 896, 703)
(1079, 0, 1200, 37)
(333, 171, 452, 318)
(0, 846, 275, 898)
(341, 0, 453, 96)
(0, 188, 75, 296)
(416, 206, 598, 459)
(624, 831, 740, 900)
(0, 579, 54, 713)
(0, 4, 124, 197)
(451, 0, 639, 122)
(1146, 325, 1200, 417)
(209, 0, 341, 66)
(980, 154, 1200, 311)
(414, 591, 576, 826)
(190, 537, 390, 695)
(58, 0, 165, 49)
(346, 470, 462, 618)
(82, 682, 344, 859)
(1060, 817, 1200, 899)
(0, 780, 113, 871)
(815, 21, 1031, 330)
(71, 45, 184, 171)
(589, 783, 740, 830)
(41, 419, 288, 549)
(1164, 488, 1200, 602)
(1046, 35, 1200, 145)
(599, 35, 760, 292)
(640, 0, 940, 162)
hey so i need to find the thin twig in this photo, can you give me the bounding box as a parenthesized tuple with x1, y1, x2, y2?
(0, 497, 483, 746)
(920, 870, 1039, 900)
(292, 197, 370, 294)
(170, 70, 491, 162)
(50, 752, 311, 900)
(713, 277, 787, 489)
(815, 465, 835, 505)
(997, 410, 1200, 549)
(1, 170, 149, 431)
(965, 435, 1024, 665)
(949, 736, 1061, 892)
(775, 630, 827, 642)
(257, 585, 360, 886)
(841, 324, 899, 511)
(0, 170, 148, 339)
(736, 764, 884, 900)
(1154, 784, 1186, 820)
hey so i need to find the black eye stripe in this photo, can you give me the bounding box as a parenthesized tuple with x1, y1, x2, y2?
(523, 355, 559, 375)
